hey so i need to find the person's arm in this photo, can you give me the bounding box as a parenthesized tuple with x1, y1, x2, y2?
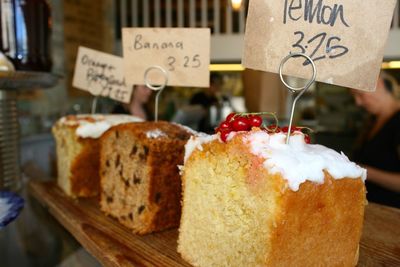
(363, 165, 400, 193)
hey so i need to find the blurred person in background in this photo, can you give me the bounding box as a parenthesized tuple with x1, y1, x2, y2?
(190, 73, 222, 109)
(351, 72, 400, 208)
(113, 84, 153, 120)
(189, 73, 225, 132)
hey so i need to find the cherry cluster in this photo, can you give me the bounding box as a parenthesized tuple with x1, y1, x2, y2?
(215, 113, 311, 143)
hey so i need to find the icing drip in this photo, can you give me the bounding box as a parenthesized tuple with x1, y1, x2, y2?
(184, 133, 218, 163)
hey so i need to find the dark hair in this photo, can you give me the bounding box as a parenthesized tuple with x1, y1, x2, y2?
(383, 78, 394, 93)
(210, 73, 222, 85)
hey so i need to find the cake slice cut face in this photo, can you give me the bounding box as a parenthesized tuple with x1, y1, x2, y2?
(52, 114, 142, 198)
(100, 121, 192, 234)
(178, 129, 366, 267)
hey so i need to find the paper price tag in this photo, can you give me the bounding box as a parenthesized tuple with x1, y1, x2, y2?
(122, 28, 210, 88)
(72, 46, 132, 103)
(242, 0, 397, 91)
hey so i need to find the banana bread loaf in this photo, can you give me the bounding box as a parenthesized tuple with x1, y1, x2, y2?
(99, 121, 192, 234)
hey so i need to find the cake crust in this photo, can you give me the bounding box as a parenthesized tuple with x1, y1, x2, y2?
(69, 137, 100, 196)
(268, 174, 365, 266)
(52, 121, 100, 197)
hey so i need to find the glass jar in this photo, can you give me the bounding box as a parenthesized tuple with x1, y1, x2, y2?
(0, 0, 52, 72)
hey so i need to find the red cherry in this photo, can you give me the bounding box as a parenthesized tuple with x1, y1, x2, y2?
(304, 135, 311, 144)
(282, 126, 300, 133)
(232, 117, 250, 131)
(219, 121, 231, 130)
(226, 112, 237, 122)
(266, 125, 280, 133)
(220, 130, 230, 142)
(248, 115, 262, 128)
(215, 120, 231, 133)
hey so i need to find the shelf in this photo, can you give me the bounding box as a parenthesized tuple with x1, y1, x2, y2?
(0, 71, 60, 90)
(29, 181, 190, 267)
(29, 180, 400, 267)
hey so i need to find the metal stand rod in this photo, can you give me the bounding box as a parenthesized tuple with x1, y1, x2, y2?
(287, 90, 306, 144)
(279, 53, 316, 144)
(154, 89, 164, 122)
(91, 96, 98, 114)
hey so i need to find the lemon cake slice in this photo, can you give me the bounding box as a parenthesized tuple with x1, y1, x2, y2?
(178, 128, 366, 267)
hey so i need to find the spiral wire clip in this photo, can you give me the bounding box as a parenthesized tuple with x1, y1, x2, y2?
(279, 52, 317, 144)
(144, 65, 169, 122)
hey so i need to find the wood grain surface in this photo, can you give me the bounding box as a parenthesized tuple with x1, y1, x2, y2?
(29, 181, 400, 267)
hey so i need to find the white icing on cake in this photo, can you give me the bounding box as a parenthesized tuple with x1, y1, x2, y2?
(76, 121, 112, 139)
(183, 130, 366, 191)
(226, 131, 238, 142)
(184, 133, 218, 163)
(60, 114, 143, 138)
(245, 131, 366, 191)
(146, 129, 167, 139)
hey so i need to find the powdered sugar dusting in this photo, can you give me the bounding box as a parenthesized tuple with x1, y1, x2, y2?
(245, 131, 366, 191)
(146, 129, 167, 139)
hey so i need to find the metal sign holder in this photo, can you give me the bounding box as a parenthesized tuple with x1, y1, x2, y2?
(279, 52, 316, 144)
(144, 65, 169, 122)
(91, 96, 99, 114)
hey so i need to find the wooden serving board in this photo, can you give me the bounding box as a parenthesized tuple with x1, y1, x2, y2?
(29, 181, 400, 267)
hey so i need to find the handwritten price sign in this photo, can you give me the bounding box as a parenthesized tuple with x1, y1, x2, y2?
(122, 28, 210, 88)
(242, 0, 397, 91)
(72, 47, 132, 103)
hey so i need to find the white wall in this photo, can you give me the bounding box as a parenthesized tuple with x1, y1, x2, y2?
(385, 30, 400, 60)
